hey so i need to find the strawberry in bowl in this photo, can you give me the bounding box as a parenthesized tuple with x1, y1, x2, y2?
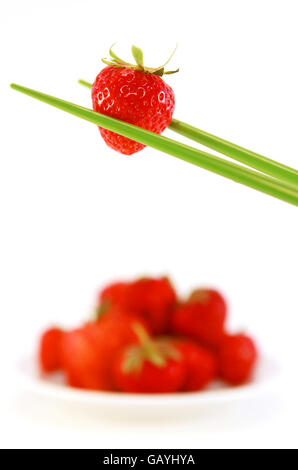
(38, 276, 259, 394)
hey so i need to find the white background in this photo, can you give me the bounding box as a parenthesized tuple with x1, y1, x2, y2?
(1, 0, 298, 449)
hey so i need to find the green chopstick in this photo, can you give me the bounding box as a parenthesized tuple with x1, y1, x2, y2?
(79, 79, 298, 187)
(169, 119, 298, 186)
(78, 79, 93, 89)
(10, 83, 298, 207)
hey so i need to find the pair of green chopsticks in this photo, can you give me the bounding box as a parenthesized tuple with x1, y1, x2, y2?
(10, 81, 298, 206)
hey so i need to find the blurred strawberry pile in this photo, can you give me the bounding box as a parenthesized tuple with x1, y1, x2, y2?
(39, 277, 258, 393)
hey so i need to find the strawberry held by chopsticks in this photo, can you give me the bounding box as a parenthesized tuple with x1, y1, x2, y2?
(91, 44, 177, 155)
(10, 39, 298, 205)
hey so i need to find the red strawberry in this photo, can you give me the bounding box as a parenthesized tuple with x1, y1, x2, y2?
(39, 327, 64, 373)
(175, 340, 217, 391)
(171, 289, 227, 348)
(113, 324, 185, 393)
(91, 44, 177, 155)
(98, 276, 177, 334)
(218, 334, 258, 385)
(99, 281, 129, 307)
(123, 277, 177, 334)
(61, 327, 110, 390)
(60, 308, 148, 390)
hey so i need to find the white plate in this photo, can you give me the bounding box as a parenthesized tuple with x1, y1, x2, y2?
(16, 356, 281, 418)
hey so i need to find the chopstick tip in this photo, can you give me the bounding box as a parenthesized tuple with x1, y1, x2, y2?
(10, 83, 22, 91)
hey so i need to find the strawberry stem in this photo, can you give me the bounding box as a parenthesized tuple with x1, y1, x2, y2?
(109, 43, 131, 66)
(101, 43, 179, 76)
(131, 45, 144, 69)
(132, 323, 166, 367)
(132, 322, 151, 344)
(95, 300, 110, 319)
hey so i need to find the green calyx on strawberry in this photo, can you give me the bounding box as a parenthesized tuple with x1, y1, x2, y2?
(102, 43, 179, 77)
(122, 323, 180, 373)
(94, 300, 110, 320)
(188, 289, 211, 304)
